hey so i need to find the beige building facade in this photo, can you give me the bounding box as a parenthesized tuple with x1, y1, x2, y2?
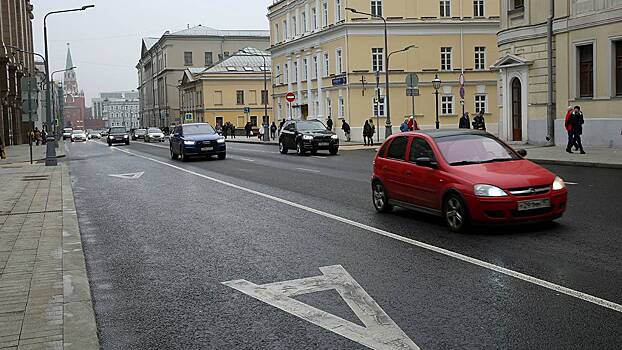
(493, 0, 622, 147)
(268, 0, 500, 141)
(137, 26, 270, 129)
(179, 49, 273, 129)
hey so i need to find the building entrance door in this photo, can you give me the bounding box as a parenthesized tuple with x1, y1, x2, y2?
(301, 105, 309, 120)
(511, 78, 522, 141)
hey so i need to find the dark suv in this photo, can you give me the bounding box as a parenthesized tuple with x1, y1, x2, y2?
(279, 119, 339, 155)
(107, 127, 130, 146)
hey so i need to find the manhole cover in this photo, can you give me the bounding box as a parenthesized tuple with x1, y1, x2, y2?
(22, 175, 50, 181)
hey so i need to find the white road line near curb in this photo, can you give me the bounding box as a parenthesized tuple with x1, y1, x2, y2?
(296, 167, 321, 173)
(105, 144, 622, 314)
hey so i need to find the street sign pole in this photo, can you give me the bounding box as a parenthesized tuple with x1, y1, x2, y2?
(459, 73, 465, 118)
(28, 79, 33, 164)
(375, 71, 380, 142)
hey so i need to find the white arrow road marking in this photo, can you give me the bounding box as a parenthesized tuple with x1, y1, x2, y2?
(103, 144, 622, 314)
(108, 172, 144, 180)
(223, 265, 419, 350)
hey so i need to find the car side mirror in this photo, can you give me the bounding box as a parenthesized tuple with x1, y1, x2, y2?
(415, 157, 438, 168)
(516, 149, 527, 157)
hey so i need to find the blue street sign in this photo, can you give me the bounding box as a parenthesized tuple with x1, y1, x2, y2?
(244, 107, 251, 114)
(332, 75, 347, 86)
(460, 86, 465, 99)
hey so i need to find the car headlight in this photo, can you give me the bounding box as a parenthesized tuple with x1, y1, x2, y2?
(331, 134, 339, 139)
(123, 135, 128, 138)
(184, 140, 195, 145)
(302, 135, 313, 141)
(552, 176, 566, 191)
(216, 138, 225, 144)
(108, 136, 114, 140)
(474, 184, 508, 197)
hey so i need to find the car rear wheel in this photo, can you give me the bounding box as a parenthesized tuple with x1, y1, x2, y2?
(372, 181, 393, 213)
(279, 141, 288, 154)
(170, 147, 178, 160)
(296, 141, 306, 156)
(444, 194, 469, 233)
(329, 147, 339, 155)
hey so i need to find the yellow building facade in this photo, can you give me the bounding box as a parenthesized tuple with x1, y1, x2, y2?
(268, 0, 500, 141)
(493, 0, 622, 147)
(179, 49, 273, 129)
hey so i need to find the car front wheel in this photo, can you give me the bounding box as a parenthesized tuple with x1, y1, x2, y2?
(170, 147, 178, 160)
(296, 141, 306, 156)
(372, 181, 393, 213)
(444, 193, 469, 233)
(329, 147, 339, 155)
(279, 140, 288, 154)
(218, 153, 226, 160)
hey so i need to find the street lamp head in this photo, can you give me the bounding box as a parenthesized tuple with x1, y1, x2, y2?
(433, 74, 442, 91)
(81, 5, 95, 10)
(345, 7, 358, 13)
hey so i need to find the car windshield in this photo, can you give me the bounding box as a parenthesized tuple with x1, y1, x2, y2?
(183, 124, 215, 135)
(136, 129, 146, 134)
(63, 128, 72, 133)
(110, 127, 126, 133)
(148, 128, 161, 133)
(72, 130, 85, 134)
(435, 134, 519, 166)
(296, 120, 326, 131)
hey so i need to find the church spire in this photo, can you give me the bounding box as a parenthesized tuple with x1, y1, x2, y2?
(66, 43, 74, 70)
(64, 43, 79, 96)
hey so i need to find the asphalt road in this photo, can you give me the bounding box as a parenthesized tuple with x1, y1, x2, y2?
(65, 139, 622, 349)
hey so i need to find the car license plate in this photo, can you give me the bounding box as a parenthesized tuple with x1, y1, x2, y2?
(517, 199, 550, 211)
(318, 142, 329, 146)
(115, 137, 122, 140)
(201, 147, 213, 151)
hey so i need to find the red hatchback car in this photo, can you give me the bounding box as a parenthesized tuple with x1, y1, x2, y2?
(372, 130, 568, 232)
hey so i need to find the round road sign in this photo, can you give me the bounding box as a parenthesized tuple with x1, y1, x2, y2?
(405, 73, 419, 88)
(286, 92, 296, 103)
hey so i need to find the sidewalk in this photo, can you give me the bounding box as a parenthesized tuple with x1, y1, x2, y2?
(523, 145, 622, 169)
(0, 142, 66, 166)
(0, 161, 98, 349)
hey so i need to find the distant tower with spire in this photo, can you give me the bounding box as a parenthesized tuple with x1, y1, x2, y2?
(64, 43, 79, 96)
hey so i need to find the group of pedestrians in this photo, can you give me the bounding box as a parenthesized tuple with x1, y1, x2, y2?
(565, 106, 586, 154)
(458, 110, 487, 131)
(29, 127, 47, 146)
(400, 116, 420, 132)
(363, 119, 376, 146)
(221, 122, 236, 139)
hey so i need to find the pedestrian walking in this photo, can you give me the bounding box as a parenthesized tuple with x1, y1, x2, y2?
(278, 119, 286, 137)
(363, 120, 371, 146)
(270, 122, 277, 140)
(222, 122, 229, 139)
(459, 112, 471, 129)
(341, 120, 351, 142)
(0, 135, 5, 159)
(258, 123, 265, 140)
(34, 127, 41, 146)
(244, 122, 252, 138)
(230, 124, 236, 139)
(567, 106, 586, 154)
(564, 106, 575, 150)
(400, 119, 409, 132)
(326, 116, 333, 131)
(215, 123, 222, 135)
(472, 110, 486, 131)
(411, 116, 420, 131)
(41, 130, 47, 145)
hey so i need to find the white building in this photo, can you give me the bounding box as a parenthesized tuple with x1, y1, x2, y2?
(94, 91, 140, 129)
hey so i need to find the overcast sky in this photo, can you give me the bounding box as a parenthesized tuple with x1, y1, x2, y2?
(32, 0, 273, 106)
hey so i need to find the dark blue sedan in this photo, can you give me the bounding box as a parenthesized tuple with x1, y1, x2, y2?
(170, 123, 226, 161)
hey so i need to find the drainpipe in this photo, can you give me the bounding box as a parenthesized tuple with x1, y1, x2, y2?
(546, 0, 555, 145)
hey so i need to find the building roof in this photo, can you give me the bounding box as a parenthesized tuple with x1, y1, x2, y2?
(204, 48, 271, 73)
(169, 25, 269, 38)
(142, 37, 159, 51)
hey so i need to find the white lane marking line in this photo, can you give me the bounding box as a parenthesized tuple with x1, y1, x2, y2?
(108, 172, 144, 180)
(312, 155, 328, 159)
(105, 144, 622, 314)
(296, 167, 321, 173)
(233, 148, 279, 154)
(566, 182, 578, 185)
(234, 157, 256, 162)
(223, 265, 419, 350)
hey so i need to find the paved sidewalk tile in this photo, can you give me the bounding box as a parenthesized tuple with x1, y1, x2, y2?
(0, 163, 99, 350)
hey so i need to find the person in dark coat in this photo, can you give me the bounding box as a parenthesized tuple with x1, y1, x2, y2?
(472, 110, 486, 131)
(341, 120, 351, 142)
(363, 120, 372, 146)
(459, 112, 471, 129)
(270, 122, 277, 140)
(230, 124, 236, 139)
(222, 122, 229, 139)
(567, 106, 585, 154)
(244, 122, 252, 138)
(326, 116, 333, 131)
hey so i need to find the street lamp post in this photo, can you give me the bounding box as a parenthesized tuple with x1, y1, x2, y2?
(345, 7, 393, 139)
(433, 74, 442, 129)
(236, 49, 270, 142)
(44, 5, 94, 166)
(51, 67, 75, 129)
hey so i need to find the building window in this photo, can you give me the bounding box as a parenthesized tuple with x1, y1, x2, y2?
(335, 0, 343, 22)
(326, 97, 332, 116)
(473, 0, 485, 17)
(336, 49, 343, 74)
(474, 95, 487, 113)
(184, 51, 193, 66)
(276, 65, 281, 84)
(322, 1, 329, 26)
(312, 55, 318, 79)
(312, 7, 318, 29)
(372, 48, 384, 72)
(205, 52, 213, 66)
(440, 0, 451, 17)
(474, 47, 486, 70)
(283, 20, 288, 40)
(578, 44, 593, 98)
(261, 90, 268, 105)
(274, 24, 280, 43)
(373, 97, 385, 116)
(236, 90, 245, 105)
(292, 16, 297, 36)
(294, 61, 299, 81)
(441, 47, 453, 71)
(371, 0, 383, 17)
(324, 52, 330, 76)
(303, 58, 308, 80)
(441, 95, 454, 115)
(284, 63, 289, 83)
(512, 0, 524, 10)
(338, 96, 345, 117)
(616, 41, 622, 96)
(302, 11, 307, 33)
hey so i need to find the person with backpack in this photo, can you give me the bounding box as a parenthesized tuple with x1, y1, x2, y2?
(341, 120, 351, 142)
(270, 122, 277, 140)
(459, 112, 471, 129)
(472, 110, 486, 131)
